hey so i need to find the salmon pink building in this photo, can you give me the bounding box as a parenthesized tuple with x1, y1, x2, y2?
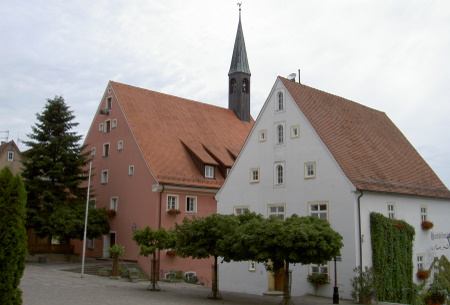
(73, 10, 253, 285)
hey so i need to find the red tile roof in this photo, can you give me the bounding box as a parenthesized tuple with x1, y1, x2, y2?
(110, 81, 253, 188)
(281, 77, 450, 199)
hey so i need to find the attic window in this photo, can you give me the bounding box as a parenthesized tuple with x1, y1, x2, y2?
(104, 120, 111, 133)
(259, 130, 267, 142)
(305, 162, 316, 179)
(106, 97, 112, 110)
(7, 151, 14, 161)
(277, 92, 284, 111)
(205, 165, 214, 179)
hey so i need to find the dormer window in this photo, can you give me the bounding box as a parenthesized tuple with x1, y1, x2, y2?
(205, 165, 214, 179)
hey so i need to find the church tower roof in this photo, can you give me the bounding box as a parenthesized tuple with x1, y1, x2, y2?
(229, 8, 251, 75)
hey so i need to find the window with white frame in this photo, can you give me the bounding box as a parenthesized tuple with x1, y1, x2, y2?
(249, 261, 256, 271)
(118, 140, 123, 151)
(417, 255, 424, 270)
(310, 264, 329, 276)
(234, 206, 249, 215)
(420, 206, 427, 221)
(275, 163, 284, 186)
(7, 151, 14, 161)
(167, 195, 178, 210)
(276, 91, 284, 111)
(304, 162, 316, 179)
(106, 97, 112, 109)
(290, 125, 300, 138)
(309, 202, 328, 220)
(268, 204, 285, 220)
(250, 168, 260, 183)
(186, 196, 197, 213)
(103, 143, 110, 157)
(184, 272, 197, 281)
(276, 124, 284, 144)
(259, 130, 267, 142)
(112, 119, 117, 129)
(99, 123, 103, 132)
(101, 170, 109, 184)
(91, 147, 96, 156)
(205, 165, 214, 179)
(128, 165, 134, 176)
(105, 119, 111, 133)
(387, 203, 396, 219)
(110, 197, 118, 211)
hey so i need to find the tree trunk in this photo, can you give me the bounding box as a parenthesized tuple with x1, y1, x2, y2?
(282, 260, 291, 305)
(111, 254, 119, 277)
(208, 255, 222, 299)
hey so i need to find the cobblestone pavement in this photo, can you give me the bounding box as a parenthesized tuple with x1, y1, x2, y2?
(20, 262, 356, 305)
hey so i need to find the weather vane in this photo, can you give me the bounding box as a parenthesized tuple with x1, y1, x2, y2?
(237, 2, 242, 11)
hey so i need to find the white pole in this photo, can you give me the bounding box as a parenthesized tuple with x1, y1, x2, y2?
(81, 160, 92, 278)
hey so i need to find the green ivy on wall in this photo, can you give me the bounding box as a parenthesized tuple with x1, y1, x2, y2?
(370, 212, 418, 304)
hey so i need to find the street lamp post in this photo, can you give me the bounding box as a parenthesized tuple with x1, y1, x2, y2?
(333, 256, 341, 304)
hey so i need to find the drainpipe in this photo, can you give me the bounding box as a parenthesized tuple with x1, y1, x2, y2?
(357, 190, 364, 270)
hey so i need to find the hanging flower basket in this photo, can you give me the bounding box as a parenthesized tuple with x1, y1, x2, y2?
(105, 209, 116, 217)
(421, 220, 434, 231)
(167, 208, 181, 215)
(416, 269, 430, 280)
(166, 249, 177, 256)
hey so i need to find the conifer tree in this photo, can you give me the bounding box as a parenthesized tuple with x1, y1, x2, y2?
(22, 96, 109, 243)
(0, 167, 27, 305)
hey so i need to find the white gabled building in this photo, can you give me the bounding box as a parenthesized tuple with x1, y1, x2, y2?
(216, 76, 450, 299)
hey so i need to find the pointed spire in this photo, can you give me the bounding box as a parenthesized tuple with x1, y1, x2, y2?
(229, 6, 251, 75)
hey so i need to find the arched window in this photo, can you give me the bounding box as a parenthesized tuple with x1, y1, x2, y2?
(242, 78, 249, 93)
(229, 78, 236, 93)
(277, 124, 284, 144)
(276, 165, 284, 185)
(277, 92, 284, 111)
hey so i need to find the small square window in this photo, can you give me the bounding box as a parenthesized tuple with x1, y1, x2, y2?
(249, 261, 256, 271)
(417, 255, 424, 270)
(250, 168, 260, 183)
(110, 197, 118, 211)
(309, 202, 328, 220)
(129, 165, 134, 176)
(91, 147, 96, 156)
(234, 206, 249, 215)
(7, 151, 14, 161)
(186, 196, 197, 213)
(99, 123, 104, 132)
(290, 125, 300, 138)
(259, 130, 267, 142)
(112, 119, 117, 128)
(305, 162, 316, 179)
(101, 170, 109, 184)
(205, 165, 214, 179)
(268, 204, 285, 220)
(167, 195, 178, 210)
(118, 141, 123, 151)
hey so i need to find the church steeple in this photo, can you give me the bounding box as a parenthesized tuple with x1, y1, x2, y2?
(228, 5, 251, 122)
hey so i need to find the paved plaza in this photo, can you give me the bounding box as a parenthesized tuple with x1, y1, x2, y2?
(20, 262, 356, 305)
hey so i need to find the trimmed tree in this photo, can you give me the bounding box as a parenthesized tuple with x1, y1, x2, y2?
(174, 214, 240, 299)
(0, 167, 28, 305)
(234, 214, 344, 305)
(133, 227, 175, 291)
(22, 96, 109, 246)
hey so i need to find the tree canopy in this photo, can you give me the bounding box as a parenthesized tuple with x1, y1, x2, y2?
(22, 96, 109, 242)
(0, 167, 28, 305)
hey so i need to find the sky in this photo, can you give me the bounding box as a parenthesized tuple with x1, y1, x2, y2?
(1, 0, 449, 188)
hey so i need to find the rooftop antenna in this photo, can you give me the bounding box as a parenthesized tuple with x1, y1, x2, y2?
(298, 68, 301, 83)
(0, 130, 9, 142)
